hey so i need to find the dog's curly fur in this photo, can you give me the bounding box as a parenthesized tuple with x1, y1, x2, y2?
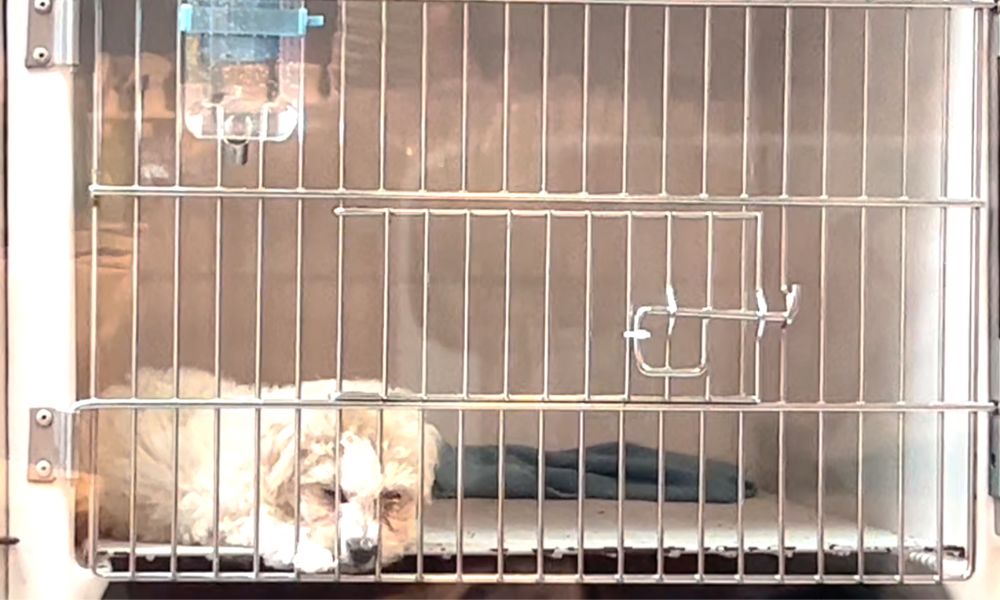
(78, 367, 441, 573)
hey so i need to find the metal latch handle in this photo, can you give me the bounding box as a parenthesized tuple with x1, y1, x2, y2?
(623, 284, 801, 379)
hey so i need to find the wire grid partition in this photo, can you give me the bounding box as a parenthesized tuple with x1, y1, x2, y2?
(76, 0, 993, 586)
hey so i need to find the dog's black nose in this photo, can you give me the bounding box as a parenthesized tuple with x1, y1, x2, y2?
(345, 538, 377, 565)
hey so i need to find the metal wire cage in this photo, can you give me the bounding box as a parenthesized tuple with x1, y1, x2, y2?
(71, 0, 994, 586)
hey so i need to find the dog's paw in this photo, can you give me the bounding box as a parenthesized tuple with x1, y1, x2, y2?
(292, 543, 337, 573)
(262, 541, 335, 573)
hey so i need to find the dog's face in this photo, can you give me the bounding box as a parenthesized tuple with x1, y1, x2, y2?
(263, 409, 440, 573)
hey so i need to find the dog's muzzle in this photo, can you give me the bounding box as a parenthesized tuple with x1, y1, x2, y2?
(344, 537, 378, 570)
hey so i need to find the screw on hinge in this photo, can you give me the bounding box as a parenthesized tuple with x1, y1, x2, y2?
(33, 0, 51, 14)
(31, 46, 50, 65)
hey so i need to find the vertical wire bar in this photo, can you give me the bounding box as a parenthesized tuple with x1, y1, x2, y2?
(703, 214, 714, 401)
(88, 0, 103, 574)
(777, 7, 792, 581)
(499, 211, 512, 576)
(336, 205, 344, 390)
(896, 7, 911, 582)
(581, 5, 591, 193)
(422, 214, 430, 399)
(378, 0, 387, 191)
(504, 214, 512, 398)
(968, 15, 987, 570)
(463, 213, 471, 398)
(461, 2, 469, 192)
(375, 411, 384, 580)
(656, 410, 665, 581)
(497, 409, 506, 577)
(584, 214, 593, 400)
(540, 4, 549, 192)
(616, 410, 626, 581)
(167, 211, 182, 578)
(576, 410, 586, 580)
(659, 216, 672, 580)
(133, 0, 143, 185)
(252, 197, 264, 578)
(128, 409, 138, 576)
(128, 0, 143, 571)
(497, 211, 513, 579)
(700, 7, 712, 198)
(624, 213, 634, 400)
(170, 398, 180, 578)
(538, 210, 551, 578)
(293, 197, 304, 568)
(252, 406, 262, 579)
(537, 411, 546, 579)
(697, 411, 706, 581)
(665, 213, 674, 401)
(337, 0, 347, 189)
(296, 9, 306, 191)
(621, 5, 631, 195)
(458, 212, 471, 578)
(334, 410, 342, 580)
(619, 214, 634, 580)
(173, 0, 182, 184)
(741, 6, 751, 200)
(578, 214, 593, 580)
(935, 408, 944, 581)
(855, 8, 871, 581)
(92, 0, 103, 182)
(420, 2, 428, 192)
(501, 2, 510, 192)
(417, 410, 425, 579)
(660, 6, 670, 196)
(381, 213, 390, 399)
(861, 9, 870, 198)
(736, 409, 745, 581)
(456, 410, 465, 579)
(543, 213, 552, 399)
(778, 412, 787, 582)
(416, 189, 430, 580)
(293, 3, 307, 568)
(936, 6, 950, 583)
(738, 6, 752, 400)
(212, 196, 222, 576)
(816, 7, 831, 580)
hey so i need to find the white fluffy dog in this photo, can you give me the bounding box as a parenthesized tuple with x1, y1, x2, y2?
(79, 367, 441, 573)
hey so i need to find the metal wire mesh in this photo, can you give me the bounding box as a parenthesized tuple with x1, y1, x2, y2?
(76, 0, 993, 585)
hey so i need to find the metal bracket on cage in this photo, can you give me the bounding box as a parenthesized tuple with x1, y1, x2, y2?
(27, 408, 73, 483)
(25, 0, 79, 68)
(623, 284, 801, 379)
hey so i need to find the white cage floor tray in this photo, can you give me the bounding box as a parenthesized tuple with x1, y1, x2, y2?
(100, 493, 910, 561)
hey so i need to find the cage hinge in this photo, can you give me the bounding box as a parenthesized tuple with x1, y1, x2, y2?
(27, 408, 73, 483)
(25, 0, 79, 68)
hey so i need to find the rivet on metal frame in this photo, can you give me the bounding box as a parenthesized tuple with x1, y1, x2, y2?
(28, 407, 69, 483)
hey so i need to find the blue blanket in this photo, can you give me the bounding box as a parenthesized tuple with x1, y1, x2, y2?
(432, 442, 755, 503)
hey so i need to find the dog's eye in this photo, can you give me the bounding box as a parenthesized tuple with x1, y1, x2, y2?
(323, 486, 349, 502)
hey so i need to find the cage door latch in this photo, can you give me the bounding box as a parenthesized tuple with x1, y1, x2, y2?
(27, 408, 73, 483)
(623, 284, 801, 379)
(25, 0, 79, 68)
